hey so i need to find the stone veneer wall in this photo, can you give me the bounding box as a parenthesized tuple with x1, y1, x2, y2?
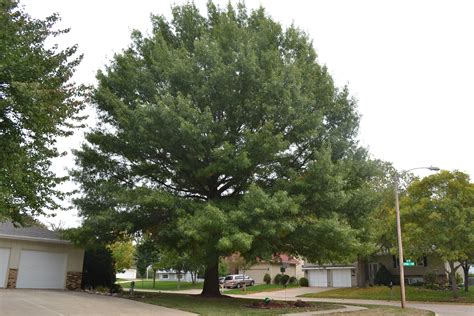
(66, 271, 82, 290)
(7, 269, 18, 288)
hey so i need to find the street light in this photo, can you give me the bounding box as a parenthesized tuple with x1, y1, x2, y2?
(394, 166, 439, 308)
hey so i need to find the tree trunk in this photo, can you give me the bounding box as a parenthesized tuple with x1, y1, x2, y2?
(448, 261, 459, 298)
(461, 261, 470, 292)
(201, 257, 221, 297)
(153, 269, 157, 288)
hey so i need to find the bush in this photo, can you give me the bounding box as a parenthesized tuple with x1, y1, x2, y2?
(110, 283, 123, 294)
(374, 265, 392, 286)
(280, 274, 290, 286)
(299, 277, 309, 287)
(82, 246, 116, 289)
(289, 276, 297, 285)
(263, 273, 271, 285)
(424, 272, 446, 290)
(274, 274, 282, 285)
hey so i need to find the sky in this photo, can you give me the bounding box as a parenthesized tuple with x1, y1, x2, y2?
(20, 0, 474, 227)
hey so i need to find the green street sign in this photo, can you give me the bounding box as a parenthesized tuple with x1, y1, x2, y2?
(403, 259, 415, 266)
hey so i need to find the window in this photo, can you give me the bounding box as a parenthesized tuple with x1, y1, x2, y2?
(161, 274, 169, 279)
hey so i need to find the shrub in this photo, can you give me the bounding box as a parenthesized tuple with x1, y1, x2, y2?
(274, 274, 282, 285)
(110, 283, 123, 294)
(374, 265, 392, 286)
(289, 276, 297, 285)
(280, 274, 290, 286)
(263, 273, 271, 285)
(299, 277, 309, 287)
(424, 272, 446, 290)
(82, 246, 116, 289)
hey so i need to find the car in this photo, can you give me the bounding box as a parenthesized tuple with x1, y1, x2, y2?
(223, 274, 255, 288)
(219, 277, 225, 285)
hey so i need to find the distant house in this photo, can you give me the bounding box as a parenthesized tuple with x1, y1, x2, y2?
(154, 269, 203, 283)
(303, 253, 461, 288)
(116, 268, 137, 280)
(0, 222, 84, 290)
(227, 254, 304, 284)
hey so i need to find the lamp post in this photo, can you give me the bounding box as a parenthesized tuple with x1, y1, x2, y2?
(394, 166, 439, 308)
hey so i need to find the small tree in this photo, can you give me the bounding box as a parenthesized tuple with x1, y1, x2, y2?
(402, 171, 474, 298)
(109, 241, 135, 273)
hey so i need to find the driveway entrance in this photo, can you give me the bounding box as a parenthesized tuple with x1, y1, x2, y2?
(0, 289, 196, 315)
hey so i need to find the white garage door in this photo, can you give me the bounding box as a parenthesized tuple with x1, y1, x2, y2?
(0, 248, 10, 288)
(16, 250, 67, 289)
(308, 270, 328, 287)
(332, 269, 351, 287)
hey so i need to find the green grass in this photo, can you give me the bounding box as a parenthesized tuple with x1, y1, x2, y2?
(133, 292, 341, 315)
(225, 284, 300, 295)
(300, 285, 474, 303)
(121, 280, 203, 291)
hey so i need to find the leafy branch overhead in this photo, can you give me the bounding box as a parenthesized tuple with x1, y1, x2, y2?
(0, 0, 85, 223)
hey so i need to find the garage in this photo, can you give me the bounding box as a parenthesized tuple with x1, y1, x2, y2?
(331, 269, 352, 287)
(307, 269, 327, 287)
(0, 222, 84, 290)
(303, 264, 354, 288)
(0, 248, 10, 288)
(16, 250, 67, 289)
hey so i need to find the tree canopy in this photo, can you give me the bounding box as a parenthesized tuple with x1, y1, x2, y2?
(401, 170, 474, 297)
(73, 2, 378, 296)
(0, 0, 83, 224)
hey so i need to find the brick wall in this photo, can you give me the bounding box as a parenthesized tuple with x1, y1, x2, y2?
(7, 269, 18, 288)
(66, 271, 82, 290)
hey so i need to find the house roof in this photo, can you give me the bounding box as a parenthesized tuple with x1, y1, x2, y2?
(302, 263, 355, 270)
(0, 222, 70, 244)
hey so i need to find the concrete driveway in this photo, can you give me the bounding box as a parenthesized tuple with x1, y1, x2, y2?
(0, 289, 196, 316)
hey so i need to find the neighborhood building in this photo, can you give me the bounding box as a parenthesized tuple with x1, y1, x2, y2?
(0, 222, 84, 290)
(154, 269, 203, 283)
(226, 254, 304, 284)
(116, 268, 137, 280)
(302, 253, 460, 288)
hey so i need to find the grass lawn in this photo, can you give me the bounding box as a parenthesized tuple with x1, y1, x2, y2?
(132, 292, 342, 315)
(300, 286, 474, 304)
(225, 284, 300, 295)
(121, 280, 203, 291)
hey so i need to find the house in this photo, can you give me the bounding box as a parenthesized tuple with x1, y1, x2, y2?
(154, 269, 203, 282)
(231, 254, 304, 284)
(365, 253, 457, 285)
(0, 222, 84, 290)
(303, 253, 460, 288)
(116, 268, 137, 280)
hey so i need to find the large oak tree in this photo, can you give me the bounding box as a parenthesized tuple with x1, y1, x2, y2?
(73, 3, 378, 296)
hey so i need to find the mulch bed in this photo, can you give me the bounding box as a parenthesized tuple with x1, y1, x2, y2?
(247, 299, 311, 309)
